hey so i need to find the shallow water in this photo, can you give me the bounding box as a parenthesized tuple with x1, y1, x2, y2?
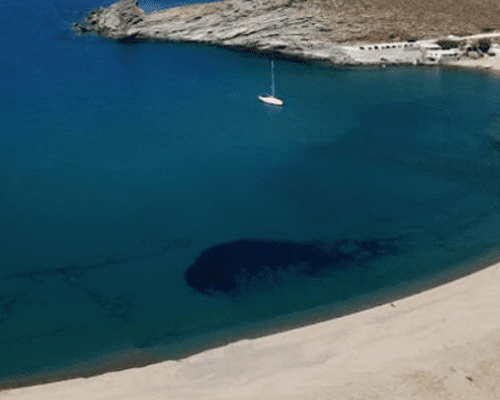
(2, 0, 500, 387)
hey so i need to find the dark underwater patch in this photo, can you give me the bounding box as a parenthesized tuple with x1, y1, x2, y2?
(185, 238, 399, 297)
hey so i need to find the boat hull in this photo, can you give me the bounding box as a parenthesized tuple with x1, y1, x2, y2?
(258, 95, 284, 106)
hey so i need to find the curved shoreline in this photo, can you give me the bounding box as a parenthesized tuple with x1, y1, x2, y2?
(5, 2, 498, 397)
(1, 245, 498, 391)
(4, 257, 500, 399)
(5, 65, 500, 400)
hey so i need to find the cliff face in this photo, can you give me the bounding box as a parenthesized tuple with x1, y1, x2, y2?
(76, 0, 353, 64)
(80, 0, 145, 39)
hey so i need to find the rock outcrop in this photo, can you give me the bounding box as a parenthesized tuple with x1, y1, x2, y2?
(75, 0, 500, 65)
(75, 0, 354, 64)
(76, 0, 145, 40)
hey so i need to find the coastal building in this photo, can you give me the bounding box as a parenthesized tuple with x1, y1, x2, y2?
(341, 41, 421, 64)
(419, 42, 462, 63)
(357, 42, 419, 51)
(345, 41, 419, 52)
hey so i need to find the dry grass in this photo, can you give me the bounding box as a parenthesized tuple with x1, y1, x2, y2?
(310, 0, 500, 42)
(144, 0, 500, 43)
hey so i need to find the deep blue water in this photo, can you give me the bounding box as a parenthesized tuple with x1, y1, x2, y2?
(2, 0, 500, 387)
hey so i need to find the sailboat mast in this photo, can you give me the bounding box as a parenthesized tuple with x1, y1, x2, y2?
(271, 60, 275, 97)
(258, 59, 283, 106)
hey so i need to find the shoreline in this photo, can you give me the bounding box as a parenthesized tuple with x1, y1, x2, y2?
(3, 243, 500, 391)
(445, 55, 500, 75)
(75, 0, 500, 69)
(5, 1, 498, 397)
(4, 254, 500, 398)
(0, 255, 493, 391)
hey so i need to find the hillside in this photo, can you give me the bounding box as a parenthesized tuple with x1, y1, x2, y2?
(76, 0, 500, 63)
(310, 0, 500, 43)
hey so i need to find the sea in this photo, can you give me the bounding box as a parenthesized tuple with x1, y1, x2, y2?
(2, 0, 500, 388)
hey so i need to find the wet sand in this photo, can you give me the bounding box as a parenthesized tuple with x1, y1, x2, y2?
(4, 257, 500, 399)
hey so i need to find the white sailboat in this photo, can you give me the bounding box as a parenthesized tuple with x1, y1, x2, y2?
(258, 60, 283, 106)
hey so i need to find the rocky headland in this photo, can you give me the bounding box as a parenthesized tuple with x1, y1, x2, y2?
(75, 0, 500, 65)
(76, 0, 355, 63)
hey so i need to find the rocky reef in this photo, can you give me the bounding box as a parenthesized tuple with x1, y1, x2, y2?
(74, 0, 354, 64)
(185, 238, 399, 297)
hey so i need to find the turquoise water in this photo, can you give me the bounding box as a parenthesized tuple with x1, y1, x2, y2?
(2, 0, 500, 388)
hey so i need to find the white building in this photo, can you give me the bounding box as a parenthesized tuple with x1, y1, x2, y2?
(419, 43, 462, 63)
(341, 41, 421, 64)
(354, 42, 419, 52)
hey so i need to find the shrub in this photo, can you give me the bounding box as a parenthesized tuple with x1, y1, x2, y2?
(478, 38, 491, 53)
(436, 40, 461, 49)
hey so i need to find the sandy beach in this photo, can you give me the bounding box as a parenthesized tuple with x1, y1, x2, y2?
(3, 254, 500, 399)
(446, 55, 500, 74)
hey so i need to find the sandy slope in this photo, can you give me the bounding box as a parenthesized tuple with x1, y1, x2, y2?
(447, 54, 500, 73)
(4, 258, 500, 399)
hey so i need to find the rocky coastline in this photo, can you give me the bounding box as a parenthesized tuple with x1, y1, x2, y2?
(75, 0, 500, 67)
(75, 0, 357, 65)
